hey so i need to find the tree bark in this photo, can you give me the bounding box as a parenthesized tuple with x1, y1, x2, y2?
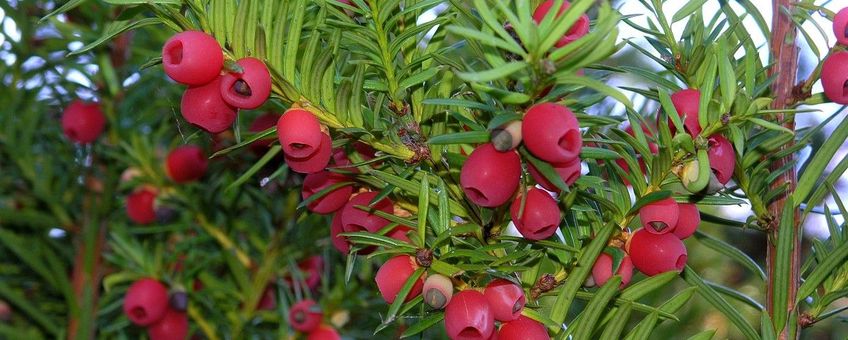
(766, 0, 801, 339)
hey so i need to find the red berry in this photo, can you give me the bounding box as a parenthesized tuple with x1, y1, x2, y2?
(627, 228, 688, 276)
(385, 224, 413, 244)
(591, 253, 633, 287)
(667, 89, 702, 135)
(374, 256, 424, 304)
(460, 143, 521, 207)
(61, 100, 106, 144)
(672, 203, 700, 239)
(707, 134, 735, 185)
(248, 112, 280, 153)
(527, 158, 581, 192)
(162, 31, 223, 86)
(510, 188, 561, 241)
(834, 7, 848, 46)
(257, 285, 276, 310)
(289, 300, 323, 332)
(423, 274, 454, 309)
(123, 278, 169, 326)
(330, 212, 352, 254)
(531, 0, 590, 48)
(147, 308, 189, 340)
(445, 290, 495, 340)
(284, 256, 324, 290)
(638, 197, 679, 234)
(277, 109, 324, 158)
(307, 325, 341, 340)
(302, 171, 353, 214)
(522, 103, 582, 163)
(181, 77, 237, 133)
(821, 52, 848, 105)
(340, 191, 393, 233)
(498, 316, 550, 340)
(220, 57, 272, 109)
(166, 145, 208, 183)
(127, 188, 157, 224)
(483, 279, 525, 322)
(284, 132, 333, 174)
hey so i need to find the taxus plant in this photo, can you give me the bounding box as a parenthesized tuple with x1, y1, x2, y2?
(2, 0, 848, 339)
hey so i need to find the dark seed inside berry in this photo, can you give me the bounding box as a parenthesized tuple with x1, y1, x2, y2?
(293, 310, 306, 323)
(233, 79, 252, 97)
(169, 292, 188, 311)
(649, 221, 668, 232)
(130, 306, 147, 320)
(490, 128, 513, 152)
(459, 327, 482, 338)
(512, 296, 525, 314)
(424, 288, 446, 308)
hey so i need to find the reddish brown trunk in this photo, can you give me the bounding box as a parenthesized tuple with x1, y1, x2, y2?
(766, 0, 801, 339)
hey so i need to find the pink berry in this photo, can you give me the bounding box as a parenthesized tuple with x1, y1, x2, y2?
(127, 188, 157, 225)
(340, 191, 393, 233)
(667, 89, 702, 135)
(591, 253, 633, 287)
(284, 132, 332, 173)
(460, 143, 521, 207)
(147, 308, 188, 340)
(821, 52, 848, 105)
(522, 103, 582, 163)
(162, 31, 223, 86)
(627, 228, 688, 276)
(638, 197, 679, 234)
(257, 285, 276, 310)
(374, 256, 423, 304)
(498, 316, 550, 340)
(531, 0, 591, 48)
(834, 7, 848, 46)
(386, 224, 413, 244)
(302, 171, 353, 214)
(707, 134, 735, 185)
(166, 145, 208, 183)
(445, 290, 495, 340)
(289, 300, 323, 332)
(527, 158, 581, 192)
(220, 57, 272, 109)
(61, 100, 106, 144)
(181, 77, 237, 133)
(483, 279, 525, 322)
(510, 188, 561, 241)
(330, 212, 353, 254)
(307, 325, 341, 340)
(277, 109, 324, 159)
(672, 203, 700, 239)
(123, 278, 169, 326)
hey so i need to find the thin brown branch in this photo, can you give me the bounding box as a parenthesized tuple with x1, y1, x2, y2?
(766, 0, 802, 339)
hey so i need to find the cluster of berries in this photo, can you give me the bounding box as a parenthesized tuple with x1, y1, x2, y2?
(374, 256, 550, 340)
(823, 8, 848, 104)
(122, 278, 188, 340)
(162, 30, 271, 133)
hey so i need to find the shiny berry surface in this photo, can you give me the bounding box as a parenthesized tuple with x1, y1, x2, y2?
(532, 0, 591, 48)
(289, 300, 323, 332)
(591, 253, 633, 287)
(483, 279, 525, 322)
(821, 52, 848, 105)
(277, 109, 324, 159)
(284, 133, 332, 173)
(302, 170, 353, 214)
(498, 316, 550, 340)
(374, 256, 423, 304)
(162, 31, 223, 86)
(639, 197, 679, 234)
(522, 103, 582, 163)
(628, 228, 688, 276)
(510, 188, 561, 241)
(445, 290, 495, 340)
(460, 143, 521, 207)
(147, 308, 188, 340)
(181, 77, 237, 133)
(707, 134, 735, 185)
(127, 188, 157, 225)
